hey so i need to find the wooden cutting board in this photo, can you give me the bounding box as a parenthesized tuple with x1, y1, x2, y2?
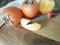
(0, 13, 60, 45)
(34, 15, 60, 42)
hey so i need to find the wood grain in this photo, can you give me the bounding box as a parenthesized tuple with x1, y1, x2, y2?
(0, 22, 60, 45)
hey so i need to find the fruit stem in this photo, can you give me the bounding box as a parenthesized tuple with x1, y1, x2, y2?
(25, 0, 33, 5)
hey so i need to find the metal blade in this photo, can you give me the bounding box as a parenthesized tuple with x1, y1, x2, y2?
(27, 14, 48, 25)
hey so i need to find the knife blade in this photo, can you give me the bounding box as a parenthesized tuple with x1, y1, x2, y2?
(27, 8, 60, 25)
(27, 14, 48, 25)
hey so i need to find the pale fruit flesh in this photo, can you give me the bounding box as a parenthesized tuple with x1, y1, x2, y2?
(21, 18, 41, 31)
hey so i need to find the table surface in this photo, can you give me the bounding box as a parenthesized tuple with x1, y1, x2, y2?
(0, 15, 60, 45)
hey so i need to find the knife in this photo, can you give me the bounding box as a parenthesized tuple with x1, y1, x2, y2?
(27, 8, 60, 25)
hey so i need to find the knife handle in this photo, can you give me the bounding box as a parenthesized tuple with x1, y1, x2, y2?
(52, 8, 60, 13)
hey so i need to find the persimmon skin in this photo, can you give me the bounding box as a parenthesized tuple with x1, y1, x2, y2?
(22, 0, 39, 18)
(39, 0, 55, 14)
(2, 7, 23, 26)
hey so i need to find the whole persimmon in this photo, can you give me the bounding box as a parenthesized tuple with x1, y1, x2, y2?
(2, 7, 23, 26)
(21, 0, 39, 18)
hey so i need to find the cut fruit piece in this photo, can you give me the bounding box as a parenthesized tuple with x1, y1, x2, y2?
(21, 18, 41, 31)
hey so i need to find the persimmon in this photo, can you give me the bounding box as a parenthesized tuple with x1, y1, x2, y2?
(21, 0, 39, 18)
(39, 0, 55, 14)
(2, 7, 23, 26)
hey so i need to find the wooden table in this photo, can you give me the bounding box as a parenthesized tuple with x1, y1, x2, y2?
(0, 15, 60, 45)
